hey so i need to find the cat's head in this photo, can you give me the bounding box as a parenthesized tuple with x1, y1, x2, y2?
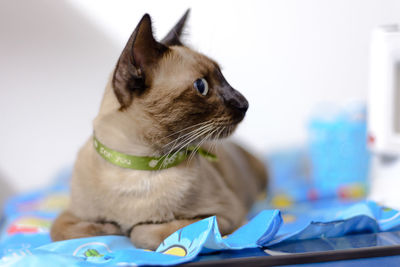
(105, 10, 248, 153)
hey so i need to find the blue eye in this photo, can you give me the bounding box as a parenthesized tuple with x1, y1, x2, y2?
(194, 78, 209, 96)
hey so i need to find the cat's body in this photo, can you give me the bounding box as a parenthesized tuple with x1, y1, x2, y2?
(51, 11, 267, 250)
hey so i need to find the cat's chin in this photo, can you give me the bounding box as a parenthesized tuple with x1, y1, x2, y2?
(219, 124, 238, 139)
(204, 124, 237, 142)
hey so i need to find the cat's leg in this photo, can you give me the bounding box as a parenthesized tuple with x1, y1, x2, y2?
(211, 142, 268, 210)
(129, 215, 245, 250)
(130, 219, 200, 250)
(215, 215, 244, 236)
(50, 210, 121, 241)
(234, 143, 268, 191)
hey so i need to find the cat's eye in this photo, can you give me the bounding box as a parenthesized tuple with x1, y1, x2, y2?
(194, 78, 209, 96)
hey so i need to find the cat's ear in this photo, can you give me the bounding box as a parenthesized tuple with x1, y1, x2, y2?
(112, 14, 168, 109)
(161, 9, 190, 46)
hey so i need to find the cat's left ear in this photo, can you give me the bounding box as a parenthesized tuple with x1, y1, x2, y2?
(161, 9, 190, 46)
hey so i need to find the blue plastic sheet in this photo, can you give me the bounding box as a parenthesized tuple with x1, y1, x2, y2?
(1, 210, 281, 266)
(2, 168, 400, 266)
(1, 198, 400, 266)
(263, 200, 400, 247)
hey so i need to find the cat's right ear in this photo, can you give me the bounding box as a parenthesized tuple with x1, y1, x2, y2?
(161, 9, 190, 46)
(112, 14, 168, 110)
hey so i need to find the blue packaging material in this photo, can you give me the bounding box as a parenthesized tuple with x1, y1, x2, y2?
(1, 189, 400, 266)
(263, 200, 400, 247)
(2, 166, 400, 266)
(1, 210, 282, 266)
(308, 104, 370, 198)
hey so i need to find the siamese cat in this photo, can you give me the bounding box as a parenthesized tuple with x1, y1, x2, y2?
(50, 10, 267, 250)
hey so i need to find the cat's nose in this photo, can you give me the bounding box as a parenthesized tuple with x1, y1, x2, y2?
(230, 96, 249, 113)
(226, 96, 248, 113)
(223, 88, 249, 115)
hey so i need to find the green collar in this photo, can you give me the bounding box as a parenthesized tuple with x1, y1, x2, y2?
(93, 135, 217, 170)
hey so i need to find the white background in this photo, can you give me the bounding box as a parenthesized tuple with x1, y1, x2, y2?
(1, 0, 400, 198)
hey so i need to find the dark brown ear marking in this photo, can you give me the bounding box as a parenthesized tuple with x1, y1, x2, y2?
(161, 9, 190, 46)
(113, 14, 168, 110)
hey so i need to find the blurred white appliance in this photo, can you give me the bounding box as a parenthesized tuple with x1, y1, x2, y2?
(368, 25, 400, 209)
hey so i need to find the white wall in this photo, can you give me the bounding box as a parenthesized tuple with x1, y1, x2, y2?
(1, 0, 400, 193)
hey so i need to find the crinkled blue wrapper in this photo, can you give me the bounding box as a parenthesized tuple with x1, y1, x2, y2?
(1, 170, 400, 266)
(1, 201, 400, 266)
(0, 210, 281, 266)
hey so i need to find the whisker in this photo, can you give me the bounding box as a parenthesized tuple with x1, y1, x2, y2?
(161, 120, 213, 140)
(187, 127, 219, 163)
(162, 117, 232, 147)
(210, 126, 224, 154)
(162, 123, 211, 149)
(192, 127, 219, 163)
(158, 124, 214, 169)
(172, 124, 214, 153)
(156, 117, 237, 169)
(171, 125, 214, 155)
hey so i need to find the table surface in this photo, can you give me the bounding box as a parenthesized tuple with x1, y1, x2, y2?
(184, 228, 400, 266)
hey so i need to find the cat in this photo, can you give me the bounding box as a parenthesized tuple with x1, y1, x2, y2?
(50, 10, 267, 250)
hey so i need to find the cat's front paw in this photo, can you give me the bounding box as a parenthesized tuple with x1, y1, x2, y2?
(129, 219, 200, 250)
(130, 224, 165, 250)
(51, 211, 122, 241)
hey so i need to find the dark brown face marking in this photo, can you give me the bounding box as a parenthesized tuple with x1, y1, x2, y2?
(132, 45, 249, 151)
(210, 68, 249, 120)
(111, 12, 249, 152)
